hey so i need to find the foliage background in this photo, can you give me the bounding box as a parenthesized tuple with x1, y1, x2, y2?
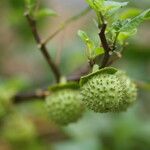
(0, 0, 150, 150)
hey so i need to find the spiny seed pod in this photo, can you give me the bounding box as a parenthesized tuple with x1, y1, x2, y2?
(0, 85, 17, 118)
(2, 114, 36, 144)
(80, 67, 137, 113)
(80, 68, 123, 112)
(116, 71, 137, 111)
(46, 83, 84, 125)
(0, 79, 25, 119)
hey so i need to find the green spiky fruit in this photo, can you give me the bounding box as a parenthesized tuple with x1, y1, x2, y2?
(80, 67, 137, 113)
(0, 79, 26, 119)
(116, 71, 137, 111)
(80, 69, 123, 112)
(2, 114, 36, 144)
(0, 84, 17, 118)
(46, 83, 84, 125)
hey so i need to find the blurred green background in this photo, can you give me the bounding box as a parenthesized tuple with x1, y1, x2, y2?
(0, 0, 150, 150)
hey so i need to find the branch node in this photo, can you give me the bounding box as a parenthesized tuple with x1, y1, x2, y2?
(25, 10, 61, 82)
(24, 12, 28, 16)
(37, 43, 42, 49)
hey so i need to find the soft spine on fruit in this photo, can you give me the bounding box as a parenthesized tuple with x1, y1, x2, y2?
(80, 68, 137, 113)
(46, 89, 83, 125)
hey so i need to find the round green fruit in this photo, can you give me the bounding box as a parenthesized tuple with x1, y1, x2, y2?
(2, 114, 36, 144)
(80, 67, 137, 113)
(116, 71, 137, 111)
(46, 83, 84, 125)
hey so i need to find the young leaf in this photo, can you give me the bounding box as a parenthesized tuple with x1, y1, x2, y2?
(35, 8, 57, 20)
(78, 30, 94, 51)
(104, 1, 128, 16)
(144, 10, 150, 20)
(119, 9, 150, 32)
(24, 0, 36, 5)
(95, 47, 104, 55)
(112, 20, 123, 32)
(78, 30, 104, 58)
(24, 0, 36, 13)
(78, 30, 95, 59)
(78, 30, 90, 42)
(104, 1, 128, 11)
(119, 8, 142, 20)
(104, 1, 128, 8)
(86, 0, 104, 12)
(117, 29, 137, 45)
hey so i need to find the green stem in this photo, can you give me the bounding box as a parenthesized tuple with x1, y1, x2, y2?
(112, 32, 120, 50)
(92, 64, 99, 73)
(136, 81, 150, 91)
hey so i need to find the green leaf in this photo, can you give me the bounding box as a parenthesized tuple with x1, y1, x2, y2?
(78, 30, 95, 51)
(78, 30, 104, 59)
(104, 1, 128, 17)
(119, 8, 142, 20)
(144, 10, 150, 19)
(104, 1, 128, 8)
(78, 30, 95, 59)
(119, 9, 150, 32)
(112, 20, 124, 31)
(118, 29, 137, 45)
(95, 47, 104, 55)
(86, 0, 104, 11)
(24, 0, 36, 14)
(24, 0, 35, 5)
(78, 30, 90, 42)
(35, 8, 57, 20)
(24, 0, 36, 9)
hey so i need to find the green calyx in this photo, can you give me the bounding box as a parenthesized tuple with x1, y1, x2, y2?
(80, 67, 118, 86)
(46, 82, 84, 125)
(80, 67, 137, 113)
(49, 82, 80, 92)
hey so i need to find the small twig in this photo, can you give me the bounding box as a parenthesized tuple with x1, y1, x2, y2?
(97, 12, 112, 68)
(12, 79, 150, 103)
(99, 23, 111, 68)
(13, 7, 91, 103)
(88, 59, 95, 68)
(24, 12, 61, 82)
(42, 7, 91, 45)
(13, 89, 49, 103)
(13, 64, 91, 103)
(106, 51, 122, 66)
(99, 12, 105, 25)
